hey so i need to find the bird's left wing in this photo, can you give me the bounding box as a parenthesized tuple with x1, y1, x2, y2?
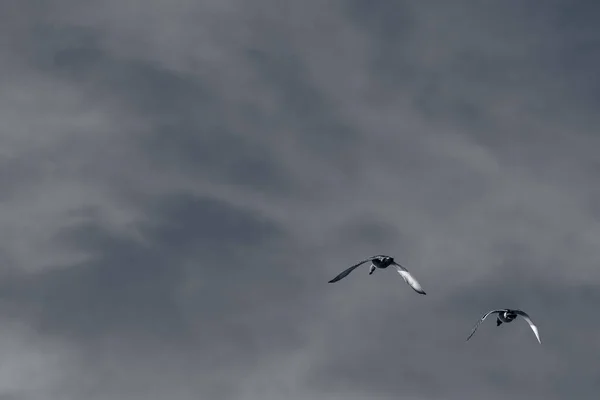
(466, 309, 504, 341)
(328, 257, 377, 283)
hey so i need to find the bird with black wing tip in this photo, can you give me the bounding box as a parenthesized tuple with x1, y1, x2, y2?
(466, 308, 541, 344)
(328, 254, 426, 295)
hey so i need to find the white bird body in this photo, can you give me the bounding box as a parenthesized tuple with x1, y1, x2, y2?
(328, 255, 426, 295)
(466, 308, 541, 344)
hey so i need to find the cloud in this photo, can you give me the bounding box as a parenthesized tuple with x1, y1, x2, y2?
(1, 0, 600, 399)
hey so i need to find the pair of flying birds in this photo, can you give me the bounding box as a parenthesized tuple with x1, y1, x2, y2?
(328, 254, 541, 344)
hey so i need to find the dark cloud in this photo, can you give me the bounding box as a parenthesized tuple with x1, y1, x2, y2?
(309, 269, 600, 400)
(1, 0, 600, 399)
(0, 194, 317, 399)
(25, 23, 295, 196)
(0, 194, 300, 340)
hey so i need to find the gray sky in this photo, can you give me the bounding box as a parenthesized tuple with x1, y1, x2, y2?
(1, 0, 600, 399)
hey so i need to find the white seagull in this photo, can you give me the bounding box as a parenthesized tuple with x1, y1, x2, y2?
(466, 308, 541, 344)
(327, 255, 426, 295)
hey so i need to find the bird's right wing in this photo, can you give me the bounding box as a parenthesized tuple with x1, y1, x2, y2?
(514, 310, 542, 344)
(328, 257, 377, 283)
(392, 263, 426, 295)
(466, 309, 505, 341)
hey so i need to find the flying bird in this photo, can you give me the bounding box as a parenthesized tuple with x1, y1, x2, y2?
(327, 255, 426, 295)
(466, 308, 541, 344)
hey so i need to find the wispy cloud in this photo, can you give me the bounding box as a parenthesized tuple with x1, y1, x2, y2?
(1, 0, 599, 399)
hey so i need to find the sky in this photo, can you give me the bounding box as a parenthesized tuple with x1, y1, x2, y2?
(1, 0, 600, 399)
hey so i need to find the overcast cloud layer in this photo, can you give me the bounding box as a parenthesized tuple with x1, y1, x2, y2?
(1, 0, 600, 399)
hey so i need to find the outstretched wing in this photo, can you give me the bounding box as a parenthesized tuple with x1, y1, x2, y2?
(466, 309, 505, 341)
(392, 263, 426, 295)
(514, 310, 542, 344)
(328, 257, 377, 283)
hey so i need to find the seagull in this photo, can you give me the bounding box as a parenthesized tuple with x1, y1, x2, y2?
(327, 255, 426, 295)
(466, 308, 541, 344)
